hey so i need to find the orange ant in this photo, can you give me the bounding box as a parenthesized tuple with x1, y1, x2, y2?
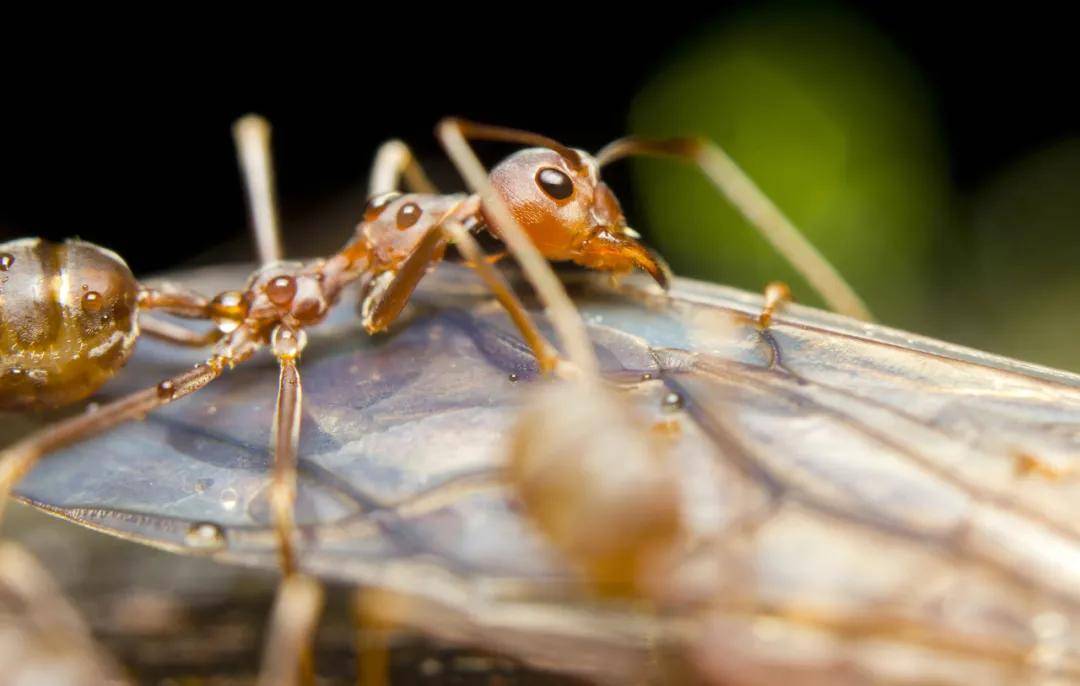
(0, 116, 867, 678)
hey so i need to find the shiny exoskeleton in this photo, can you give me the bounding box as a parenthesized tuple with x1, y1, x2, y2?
(0, 239, 139, 411)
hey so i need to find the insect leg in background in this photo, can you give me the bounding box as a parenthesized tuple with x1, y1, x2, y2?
(595, 136, 872, 321)
(368, 138, 439, 195)
(234, 115, 285, 264)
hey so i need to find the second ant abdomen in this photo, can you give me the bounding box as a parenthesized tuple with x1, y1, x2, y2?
(0, 238, 140, 411)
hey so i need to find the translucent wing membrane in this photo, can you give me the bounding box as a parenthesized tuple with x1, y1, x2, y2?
(12, 263, 1080, 684)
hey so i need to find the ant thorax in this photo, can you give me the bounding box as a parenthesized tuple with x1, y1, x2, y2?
(244, 262, 334, 330)
(357, 192, 474, 271)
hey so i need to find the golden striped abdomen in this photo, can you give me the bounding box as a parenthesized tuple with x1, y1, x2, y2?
(0, 238, 139, 411)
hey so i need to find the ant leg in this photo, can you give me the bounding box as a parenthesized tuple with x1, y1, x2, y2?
(595, 137, 873, 322)
(257, 573, 324, 686)
(437, 119, 600, 378)
(441, 220, 558, 373)
(360, 225, 451, 334)
(255, 332, 325, 686)
(0, 349, 253, 527)
(0, 542, 125, 681)
(140, 316, 224, 347)
(368, 140, 438, 196)
(269, 330, 305, 575)
(758, 281, 793, 328)
(138, 283, 215, 318)
(234, 114, 285, 264)
(359, 218, 559, 374)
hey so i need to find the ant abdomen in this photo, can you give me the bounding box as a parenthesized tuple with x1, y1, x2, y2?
(0, 238, 140, 411)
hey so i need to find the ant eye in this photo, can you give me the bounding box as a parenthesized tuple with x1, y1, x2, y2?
(535, 168, 574, 201)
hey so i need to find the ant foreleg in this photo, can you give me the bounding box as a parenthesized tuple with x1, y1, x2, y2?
(595, 136, 873, 322)
(368, 140, 438, 196)
(358, 214, 560, 374)
(441, 220, 558, 374)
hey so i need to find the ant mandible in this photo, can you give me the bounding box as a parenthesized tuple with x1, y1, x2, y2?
(0, 116, 869, 579)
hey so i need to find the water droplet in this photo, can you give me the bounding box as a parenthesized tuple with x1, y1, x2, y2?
(661, 391, 684, 412)
(271, 326, 307, 358)
(266, 275, 297, 306)
(193, 478, 214, 494)
(156, 380, 176, 400)
(184, 522, 226, 551)
(641, 372, 654, 381)
(81, 290, 104, 312)
(508, 373, 519, 382)
(220, 488, 239, 511)
(85, 402, 100, 414)
(206, 404, 218, 416)
(0, 253, 14, 271)
(210, 290, 247, 333)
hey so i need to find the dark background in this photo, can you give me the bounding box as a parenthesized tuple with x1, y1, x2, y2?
(2, 3, 1078, 364)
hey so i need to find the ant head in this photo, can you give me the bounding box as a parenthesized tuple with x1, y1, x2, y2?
(485, 147, 670, 289)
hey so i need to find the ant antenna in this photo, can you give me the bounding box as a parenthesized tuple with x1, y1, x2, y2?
(445, 120, 584, 171)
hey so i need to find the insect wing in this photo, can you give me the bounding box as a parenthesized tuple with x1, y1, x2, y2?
(11, 264, 1080, 683)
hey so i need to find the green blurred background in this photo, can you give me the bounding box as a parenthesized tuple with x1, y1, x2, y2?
(627, 5, 1080, 370)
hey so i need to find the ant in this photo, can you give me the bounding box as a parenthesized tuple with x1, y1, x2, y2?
(0, 116, 867, 680)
